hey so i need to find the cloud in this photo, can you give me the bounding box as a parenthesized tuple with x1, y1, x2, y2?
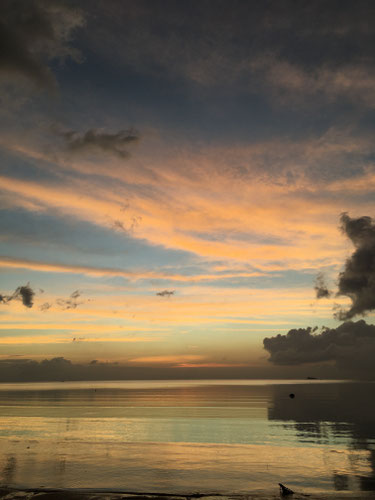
(156, 290, 175, 297)
(0, 0, 84, 88)
(0, 283, 35, 308)
(56, 289, 82, 310)
(84, 1, 375, 107)
(334, 213, 375, 320)
(111, 215, 142, 233)
(40, 302, 52, 312)
(254, 57, 375, 108)
(16, 284, 35, 308)
(314, 272, 332, 299)
(0, 256, 264, 283)
(58, 128, 140, 158)
(263, 212, 375, 377)
(263, 320, 375, 376)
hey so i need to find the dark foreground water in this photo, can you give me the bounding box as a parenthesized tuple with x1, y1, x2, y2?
(0, 380, 374, 495)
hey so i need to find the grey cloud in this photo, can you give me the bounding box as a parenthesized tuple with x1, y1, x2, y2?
(314, 272, 333, 299)
(263, 212, 375, 376)
(263, 320, 375, 376)
(16, 284, 35, 308)
(111, 215, 142, 233)
(334, 213, 375, 320)
(112, 220, 126, 231)
(85, 1, 375, 105)
(0, 0, 84, 88)
(56, 289, 82, 310)
(59, 128, 139, 159)
(156, 290, 174, 297)
(0, 284, 35, 308)
(40, 302, 52, 312)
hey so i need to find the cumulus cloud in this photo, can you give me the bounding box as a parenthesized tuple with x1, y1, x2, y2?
(264, 212, 375, 377)
(56, 289, 82, 310)
(263, 320, 375, 376)
(156, 290, 174, 297)
(58, 128, 139, 158)
(0, 284, 35, 308)
(334, 213, 375, 320)
(314, 272, 332, 299)
(0, 0, 84, 88)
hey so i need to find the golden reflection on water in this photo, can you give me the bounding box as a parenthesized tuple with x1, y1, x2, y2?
(0, 380, 374, 493)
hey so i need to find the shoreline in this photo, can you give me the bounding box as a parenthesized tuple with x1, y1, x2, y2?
(1, 487, 375, 500)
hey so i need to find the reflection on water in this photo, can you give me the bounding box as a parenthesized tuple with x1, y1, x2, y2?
(0, 380, 373, 494)
(269, 382, 375, 491)
(2, 455, 16, 484)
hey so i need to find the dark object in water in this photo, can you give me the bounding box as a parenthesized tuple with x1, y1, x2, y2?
(279, 483, 294, 495)
(289, 393, 295, 399)
(306, 376, 317, 379)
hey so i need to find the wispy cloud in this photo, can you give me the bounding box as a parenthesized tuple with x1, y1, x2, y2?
(84, 1, 375, 107)
(0, 256, 264, 282)
(56, 290, 82, 310)
(156, 290, 174, 297)
(57, 128, 140, 159)
(0, 335, 161, 345)
(128, 355, 204, 365)
(314, 273, 332, 299)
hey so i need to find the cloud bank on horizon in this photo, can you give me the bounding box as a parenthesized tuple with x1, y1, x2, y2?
(1, 0, 375, 378)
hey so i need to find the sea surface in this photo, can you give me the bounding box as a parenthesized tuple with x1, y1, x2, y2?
(0, 379, 374, 495)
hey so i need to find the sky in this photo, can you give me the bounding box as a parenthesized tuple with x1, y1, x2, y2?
(1, 0, 375, 381)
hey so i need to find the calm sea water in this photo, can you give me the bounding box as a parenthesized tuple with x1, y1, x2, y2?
(0, 379, 374, 494)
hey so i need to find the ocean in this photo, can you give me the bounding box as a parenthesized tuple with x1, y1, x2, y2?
(0, 379, 374, 495)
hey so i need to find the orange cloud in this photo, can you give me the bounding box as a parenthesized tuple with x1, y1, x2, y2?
(0, 335, 162, 345)
(128, 355, 204, 365)
(0, 256, 264, 282)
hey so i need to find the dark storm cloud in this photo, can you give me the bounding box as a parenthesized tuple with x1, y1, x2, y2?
(0, 0, 84, 88)
(56, 290, 82, 310)
(334, 213, 375, 320)
(0, 284, 35, 308)
(314, 272, 332, 299)
(264, 212, 375, 377)
(156, 290, 174, 297)
(263, 320, 375, 376)
(59, 128, 140, 158)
